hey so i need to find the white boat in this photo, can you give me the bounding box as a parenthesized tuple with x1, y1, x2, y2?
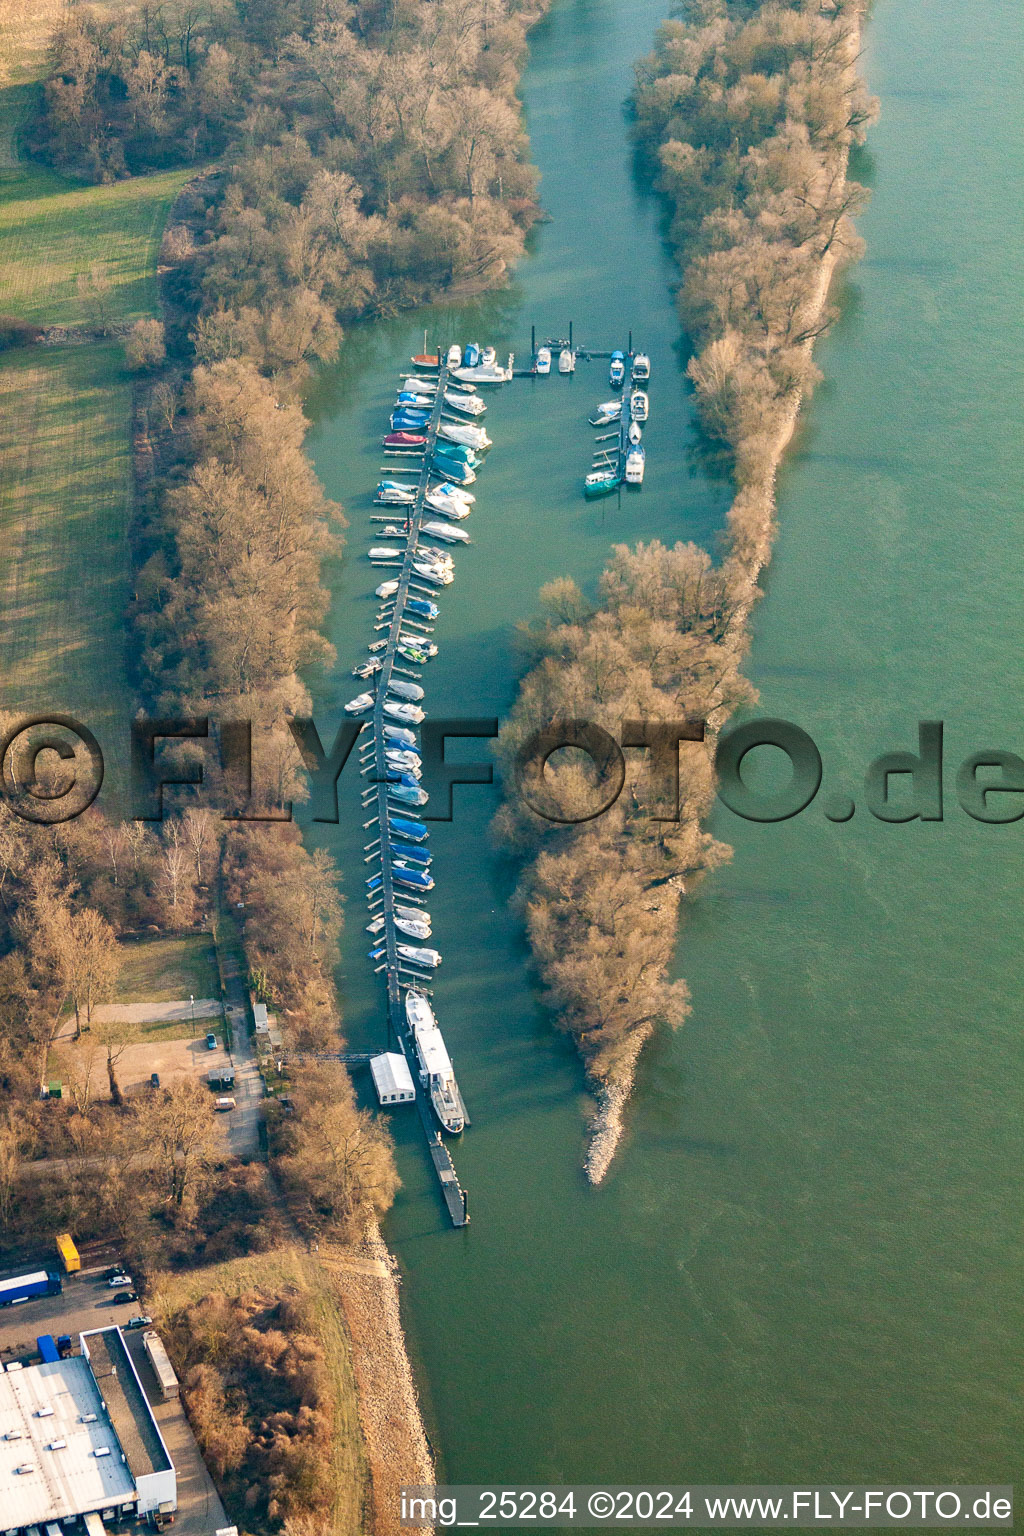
(406, 991, 465, 1134)
(628, 420, 642, 445)
(389, 679, 424, 702)
(405, 376, 439, 392)
(424, 490, 471, 520)
(558, 348, 575, 374)
(384, 700, 425, 723)
(595, 399, 622, 418)
(630, 389, 649, 422)
(413, 562, 454, 585)
(396, 903, 429, 923)
(631, 351, 651, 382)
(397, 943, 441, 968)
(428, 481, 474, 504)
(376, 579, 400, 597)
(345, 692, 374, 714)
(446, 343, 462, 368)
(375, 524, 408, 539)
(388, 783, 428, 806)
(353, 659, 383, 678)
(438, 420, 491, 450)
(369, 547, 402, 562)
(386, 749, 421, 772)
(444, 390, 486, 416)
(535, 346, 551, 374)
(481, 345, 497, 366)
(609, 350, 626, 387)
(422, 520, 471, 543)
(450, 363, 511, 385)
(375, 483, 417, 505)
(418, 546, 454, 565)
(368, 913, 432, 940)
(384, 724, 417, 747)
(625, 444, 646, 485)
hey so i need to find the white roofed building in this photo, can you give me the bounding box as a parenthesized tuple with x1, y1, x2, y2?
(370, 1052, 416, 1104)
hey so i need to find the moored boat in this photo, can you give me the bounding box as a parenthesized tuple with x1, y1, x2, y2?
(584, 469, 622, 498)
(450, 362, 511, 384)
(630, 389, 649, 422)
(535, 346, 551, 374)
(422, 520, 471, 543)
(628, 420, 642, 445)
(443, 389, 486, 416)
(631, 351, 651, 382)
(609, 350, 625, 387)
(411, 352, 439, 368)
(406, 991, 465, 1134)
(345, 692, 374, 714)
(438, 420, 491, 450)
(389, 678, 425, 702)
(383, 430, 426, 449)
(384, 700, 425, 724)
(625, 444, 646, 485)
(446, 342, 462, 368)
(388, 810, 427, 836)
(397, 943, 441, 968)
(558, 347, 575, 374)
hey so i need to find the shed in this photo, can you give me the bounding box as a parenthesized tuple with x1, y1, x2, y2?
(370, 1053, 415, 1105)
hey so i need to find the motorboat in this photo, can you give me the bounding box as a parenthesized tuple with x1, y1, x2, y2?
(630, 390, 649, 422)
(397, 634, 436, 654)
(386, 769, 422, 789)
(397, 641, 436, 664)
(390, 410, 430, 429)
(369, 547, 402, 562)
(405, 375, 439, 392)
(384, 700, 425, 724)
(446, 342, 462, 368)
(388, 811, 427, 837)
(391, 841, 431, 865)
(413, 562, 454, 585)
(584, 469, 622, 498)
(375, 482, 416, 505)
(422, 520, 470, 543)
(392, 861, 433, 886)
(628, 420, 643, 445)
(386, 752, 422, 775)
(431, 441, 480, 466)
(625, 444, 646, 485)
(438, 421, 491, 450)
(397, 390, 434, 406)
(481, 345, 497, 366)
(430, 454, 476, 486)
(411, 352, 439, 368)
(353, 659, 383, 678)
(417, 546, 454, 566)
(383, 431, 426, 450)
(425, 489, 471, 520)
(429, 480, 474, 504)
(406, 597, 440, 619)
(389, 783, 428, 808)
(397, 943, 441, 969)
(396, 902, 429, 922)
(443, 390, 486, 416)
(345, 692, 374, 714)
(376, 579, 400, 597)
(406, 992, 465, 1134)
(463, 342, 481, 367)
(535, 346, 551, 374)
(609, 350, 625, 387)
(590, 400, 622, 426)
(374, 524, 409, 539)
(631, 351, 651, 382)
(558, 348, 575, 374)
(450, 362, 510, 385)
(368, 913, 432, 941)
(389, 679, 424, 702)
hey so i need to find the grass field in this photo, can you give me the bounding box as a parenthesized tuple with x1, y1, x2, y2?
(153, 1246, 369, 1536)
(0, 161, 190, 325)
(0, 343, 132, 747)
(115, 934, 221, 1005)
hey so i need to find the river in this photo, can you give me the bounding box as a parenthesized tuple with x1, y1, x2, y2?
(303, 0, 1024, 1502)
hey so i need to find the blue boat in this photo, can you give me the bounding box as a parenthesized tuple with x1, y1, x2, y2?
(431, 454, 476, 486)
(431, 441, 480, 466)
(389, 815, 428, 841)
(406, 598, 439, 619)
(391, 842, 431, 865)
(391, 411, 431, 429)
(393, 864, 434, 890)
(464, 341, 481, 367)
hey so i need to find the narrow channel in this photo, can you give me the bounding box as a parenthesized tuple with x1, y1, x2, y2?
(304, 0, 1023, 1494)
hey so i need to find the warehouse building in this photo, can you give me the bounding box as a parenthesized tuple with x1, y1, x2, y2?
(0, 1325, 176, 1534)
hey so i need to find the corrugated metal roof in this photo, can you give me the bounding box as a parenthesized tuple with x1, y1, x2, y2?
(370, 1052, 415, 1100)
(0, 1357, 136, 1527)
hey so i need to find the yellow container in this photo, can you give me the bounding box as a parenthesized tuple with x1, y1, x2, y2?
(56, 1232, 80, 1273)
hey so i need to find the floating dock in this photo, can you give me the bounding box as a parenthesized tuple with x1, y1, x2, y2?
(360, 361, 470, 1228)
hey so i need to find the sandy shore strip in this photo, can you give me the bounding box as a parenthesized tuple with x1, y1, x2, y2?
(322, 1225, 436, 1536)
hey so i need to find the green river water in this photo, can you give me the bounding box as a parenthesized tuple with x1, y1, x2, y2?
(302, 0, 1024, 1500)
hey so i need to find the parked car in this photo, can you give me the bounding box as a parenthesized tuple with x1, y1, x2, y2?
(125, 1315, 153, 1330)
(150, 1072, 160, 1088)
(112, 1290, 139, 1305)
(104, 1265, 127, 1281)
(205, 1032, 217, 1050)
(108, 1275, 133, 1288)
(214, 1096, 236, 1112)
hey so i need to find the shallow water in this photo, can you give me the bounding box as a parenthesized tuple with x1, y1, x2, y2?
(303, 0, 1024, 1501)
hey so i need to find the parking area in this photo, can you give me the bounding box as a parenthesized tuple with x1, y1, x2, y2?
(0, 1260, 228, 1535)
